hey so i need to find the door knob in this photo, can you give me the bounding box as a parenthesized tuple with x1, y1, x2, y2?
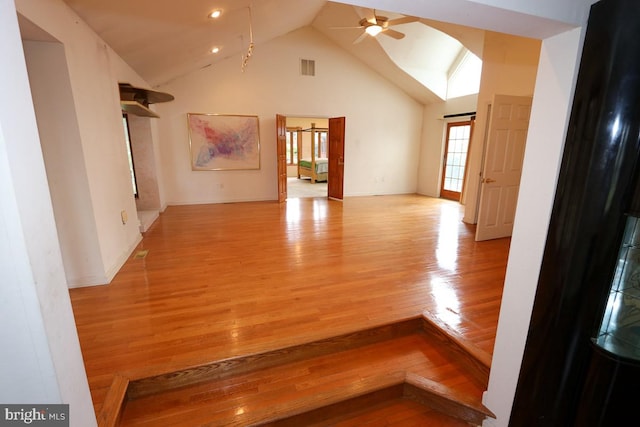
(482, 177, 496, 184)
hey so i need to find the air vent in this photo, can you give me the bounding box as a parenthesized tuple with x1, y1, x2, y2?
(300, 59, 315, 76)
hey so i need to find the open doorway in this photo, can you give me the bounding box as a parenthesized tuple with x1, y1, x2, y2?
(122, 112, 162, 232)
(279, 117, 329, 199)
(286, 117, 328, 199)
(277, 115, 344, 201)
(287, 117, 329, 199)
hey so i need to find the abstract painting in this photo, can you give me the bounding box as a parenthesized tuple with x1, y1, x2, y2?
(188, 113, 260, 170)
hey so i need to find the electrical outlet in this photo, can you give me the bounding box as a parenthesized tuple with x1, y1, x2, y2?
(121, 210, 128, 224)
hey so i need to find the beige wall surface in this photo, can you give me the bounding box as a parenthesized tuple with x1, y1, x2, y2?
(17, 0, 148, 285)
(155, 26, 424, 204)
(463, 32, 542, 223)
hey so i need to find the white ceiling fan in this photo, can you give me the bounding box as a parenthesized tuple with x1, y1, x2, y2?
(332, 9, 420, 44)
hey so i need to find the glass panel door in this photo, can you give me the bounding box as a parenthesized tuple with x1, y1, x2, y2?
(441, 120, 473, 201)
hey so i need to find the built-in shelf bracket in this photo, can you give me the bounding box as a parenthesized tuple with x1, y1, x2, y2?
(119, 83, 174, 118)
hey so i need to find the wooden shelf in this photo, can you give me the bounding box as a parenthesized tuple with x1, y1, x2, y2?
(120, 100, 159, 118)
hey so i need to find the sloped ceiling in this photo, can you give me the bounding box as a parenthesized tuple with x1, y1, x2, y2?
(62, 0, 327, 87)
(60, 0, 487, 104)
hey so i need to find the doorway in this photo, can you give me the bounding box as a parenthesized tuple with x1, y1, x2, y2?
(124, 112, 162, 231)
(276, 115, 345, 201)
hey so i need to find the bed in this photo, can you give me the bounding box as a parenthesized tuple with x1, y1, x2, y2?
(298, 158, 328, 183)
(297, 124, 329, 183)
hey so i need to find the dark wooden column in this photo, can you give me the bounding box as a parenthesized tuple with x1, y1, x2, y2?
(510, 0, 640, 425)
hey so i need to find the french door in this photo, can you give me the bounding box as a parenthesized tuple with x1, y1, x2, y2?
(440, 119, 474, 201)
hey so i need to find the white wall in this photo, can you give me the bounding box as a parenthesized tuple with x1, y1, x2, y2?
(418, 94, 478, 197)
(463, 32, 541, 223)
(0, 0, 95, 424)
(16, 0, 158, 285)
(23, 40, 105, 287)
(483, 27, 585, 426)
(154, 26, 424, 204)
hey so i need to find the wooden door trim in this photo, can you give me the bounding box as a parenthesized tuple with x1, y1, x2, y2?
(440, 120, 473, 202)
(276, 114, 287, 203)
(328, 117, 345, 200)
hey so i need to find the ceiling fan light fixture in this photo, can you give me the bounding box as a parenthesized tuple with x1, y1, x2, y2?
(365, 24, 383, 37)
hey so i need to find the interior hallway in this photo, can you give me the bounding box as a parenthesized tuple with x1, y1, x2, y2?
(69, 194, 511, 419)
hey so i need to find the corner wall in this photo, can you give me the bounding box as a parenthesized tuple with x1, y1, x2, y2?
(16, 0, 157, 285)
(418, 94, 478, 197)
(483, 27, 585, 427)
(23, 40, 105, 287)
(0, 1, 95, 424)
(463, 31, 541, 223)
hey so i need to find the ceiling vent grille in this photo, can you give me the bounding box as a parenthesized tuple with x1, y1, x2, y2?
(300, 59, 315, 76)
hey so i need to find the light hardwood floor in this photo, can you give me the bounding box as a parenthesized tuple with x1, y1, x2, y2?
(69, 194, 510, 420)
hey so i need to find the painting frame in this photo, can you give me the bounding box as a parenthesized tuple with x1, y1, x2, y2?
(188, 113, 261, 171)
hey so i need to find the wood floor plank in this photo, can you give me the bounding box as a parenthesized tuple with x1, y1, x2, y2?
(69, 195, 510, 421)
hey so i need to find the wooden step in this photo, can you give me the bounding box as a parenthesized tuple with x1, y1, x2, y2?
(265, 395, 475, 427)
(99, 315, 494, 426)
(422, 310, 492, 388)
(257, 372, 494, 427)
(125, 317, 423, 399)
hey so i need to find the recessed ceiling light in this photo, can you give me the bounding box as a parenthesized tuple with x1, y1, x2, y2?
(211, 47, 220, 54)
(209, 9, 222, 19)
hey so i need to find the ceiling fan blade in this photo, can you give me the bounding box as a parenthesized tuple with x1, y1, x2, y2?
(353, 31, 369, 44)
(387, 16, 420, 26)
(382, 29, 405, 40)
(366, 8, 378, 25)
(330, 25, 365, 30)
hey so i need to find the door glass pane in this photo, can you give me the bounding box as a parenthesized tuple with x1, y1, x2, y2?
(286, 131, 298, 165)
(443, 123, 471, 193)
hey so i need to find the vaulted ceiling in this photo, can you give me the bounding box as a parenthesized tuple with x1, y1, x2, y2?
(57, 0, 493, 104)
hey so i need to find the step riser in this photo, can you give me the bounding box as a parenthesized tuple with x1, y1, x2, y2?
(258, 386, 405, 427)
(127, 317, 422, 399)
(421, 313, 491, 388)
(99, 314, 493, 427)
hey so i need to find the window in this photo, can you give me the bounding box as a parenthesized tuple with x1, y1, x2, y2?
(286, 127, 300, 165)
(447, 49, 482, 100)
(122, 114, 138, 197)
(315, 131, 328, 158)
(441, 120, 474, 201)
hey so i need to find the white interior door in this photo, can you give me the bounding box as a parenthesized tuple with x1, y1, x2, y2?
(475, 95, 532, 241)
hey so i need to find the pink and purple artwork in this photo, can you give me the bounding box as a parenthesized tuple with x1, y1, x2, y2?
(188, 113, 260, 170)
